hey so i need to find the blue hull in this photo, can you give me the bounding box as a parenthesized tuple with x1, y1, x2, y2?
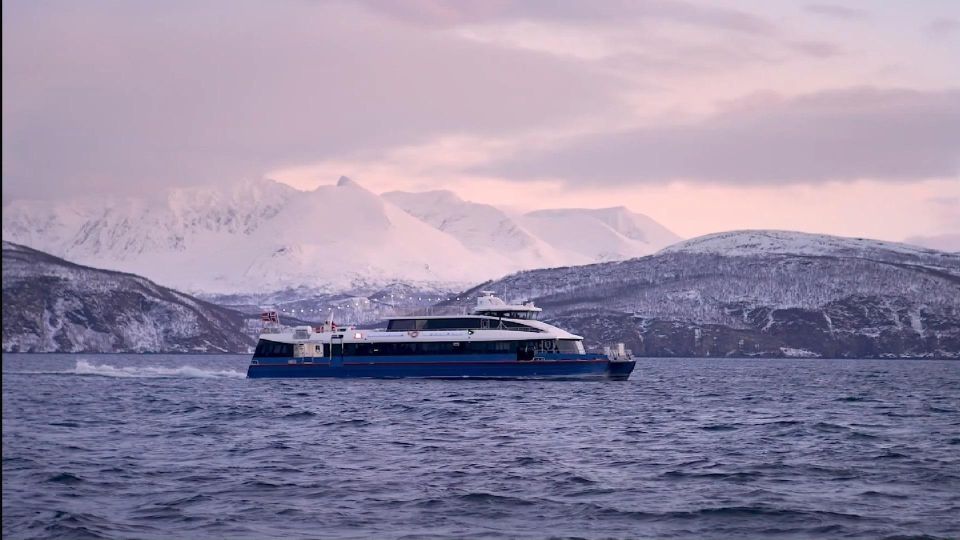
(247, 354, 635, 380)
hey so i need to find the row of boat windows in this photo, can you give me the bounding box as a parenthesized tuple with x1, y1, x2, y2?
(255, 341, 295, 357)
(254, 339, 583, 357)
(475, 311, 539, 320)
(386, 318, 540, 332)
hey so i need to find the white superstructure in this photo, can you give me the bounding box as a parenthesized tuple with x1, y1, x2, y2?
(258, 292, 587, 357)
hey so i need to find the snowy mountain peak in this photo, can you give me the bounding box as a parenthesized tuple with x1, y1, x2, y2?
(331, 176, 381, 197)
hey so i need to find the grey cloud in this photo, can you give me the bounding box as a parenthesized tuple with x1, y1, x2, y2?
(360, 0, 774, 34)
(925, 196, 960, 228)
(926, 17, 960, 39)
(1, 0, 625, 200)
(788, 40, 844, 58)
(904, 234, 960, 252)
(480, 88, 960, 185)
(804, 4, 869, 20)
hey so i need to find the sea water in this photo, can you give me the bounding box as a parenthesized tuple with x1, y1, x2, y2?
(2, 354, 958, 539)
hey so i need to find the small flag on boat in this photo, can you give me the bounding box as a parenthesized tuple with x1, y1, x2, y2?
(260, 310, 280, 324)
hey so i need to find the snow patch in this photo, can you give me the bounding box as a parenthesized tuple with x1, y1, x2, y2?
(521, 207, 681, 262)
(779, 347, 821, 358)
(909, 310, 925, 336)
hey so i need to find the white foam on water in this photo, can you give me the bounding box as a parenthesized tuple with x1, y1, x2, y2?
(72, 359, 247, 379)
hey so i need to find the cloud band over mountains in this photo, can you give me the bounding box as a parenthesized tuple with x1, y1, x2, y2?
(479, 87, 960, 185)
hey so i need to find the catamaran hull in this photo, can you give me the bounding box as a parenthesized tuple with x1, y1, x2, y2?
(247, 356, 635, 380)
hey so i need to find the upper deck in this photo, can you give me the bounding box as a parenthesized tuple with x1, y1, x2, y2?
(471, 290, 542, 319)
(384, 291, 545, 331)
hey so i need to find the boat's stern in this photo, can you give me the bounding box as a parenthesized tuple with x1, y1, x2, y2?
(604, 342, 636, 380)
(606, 359, 636, 380)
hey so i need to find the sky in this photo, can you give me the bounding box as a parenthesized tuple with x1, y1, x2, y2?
(2, 0, 959, 246)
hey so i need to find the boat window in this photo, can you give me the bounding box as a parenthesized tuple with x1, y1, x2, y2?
(254, 340, 294, 357)
(557, 340, 583, 354)
(387, 319, 416, 331)
(499, 320, 541, 332)
(423, 318, 484, 330)
(337, 340, 546, 356)
(394, 343, 416, 355)
(387, 319, 437, 331)
(476, 310, 540, 321)
(388, 318, 495, 331)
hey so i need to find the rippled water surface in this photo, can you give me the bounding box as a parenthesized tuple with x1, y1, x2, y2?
(3, 354, 959, 539)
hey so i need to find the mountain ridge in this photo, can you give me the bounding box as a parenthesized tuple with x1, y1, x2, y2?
(3, 229, 957, 357)
(2, 177, 681, 295)
(2, 241, 256, 353)
(662, 229, 950, 259)
(435, 229, 960, 359)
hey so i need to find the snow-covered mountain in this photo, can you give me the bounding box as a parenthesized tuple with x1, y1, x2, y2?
(661, 229, 948, 260)
(434, 230, 960, 358)
(382, 190, 572, 268)
(2, 242, 255, 353)
(521, 207, 681, 262)
(2, 179, 299, 262)
(2, 177, 680, 295)
(384, 190, 681, 266)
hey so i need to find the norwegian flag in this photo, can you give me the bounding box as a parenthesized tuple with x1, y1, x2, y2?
(260, 310, 279, 324)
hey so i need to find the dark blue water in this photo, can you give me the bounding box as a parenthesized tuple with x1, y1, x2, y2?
(3, 355, 959, 540)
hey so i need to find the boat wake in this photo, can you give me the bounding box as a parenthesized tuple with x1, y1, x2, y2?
(74, 360, 246, 379)
(4, 360, 246, 379)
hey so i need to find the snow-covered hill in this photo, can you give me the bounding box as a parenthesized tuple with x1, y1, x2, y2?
(383, 190, 574, 268)
(522, 207, 681, 262)
(2, 242, 255, 353)
(2, 177, 681, 295)
(662, 229, 946, 259)
(436, 230, 960, 358)
(384, 191, 680, 265)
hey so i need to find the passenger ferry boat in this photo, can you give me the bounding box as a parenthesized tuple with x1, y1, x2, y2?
(247, 292, 635, 380)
